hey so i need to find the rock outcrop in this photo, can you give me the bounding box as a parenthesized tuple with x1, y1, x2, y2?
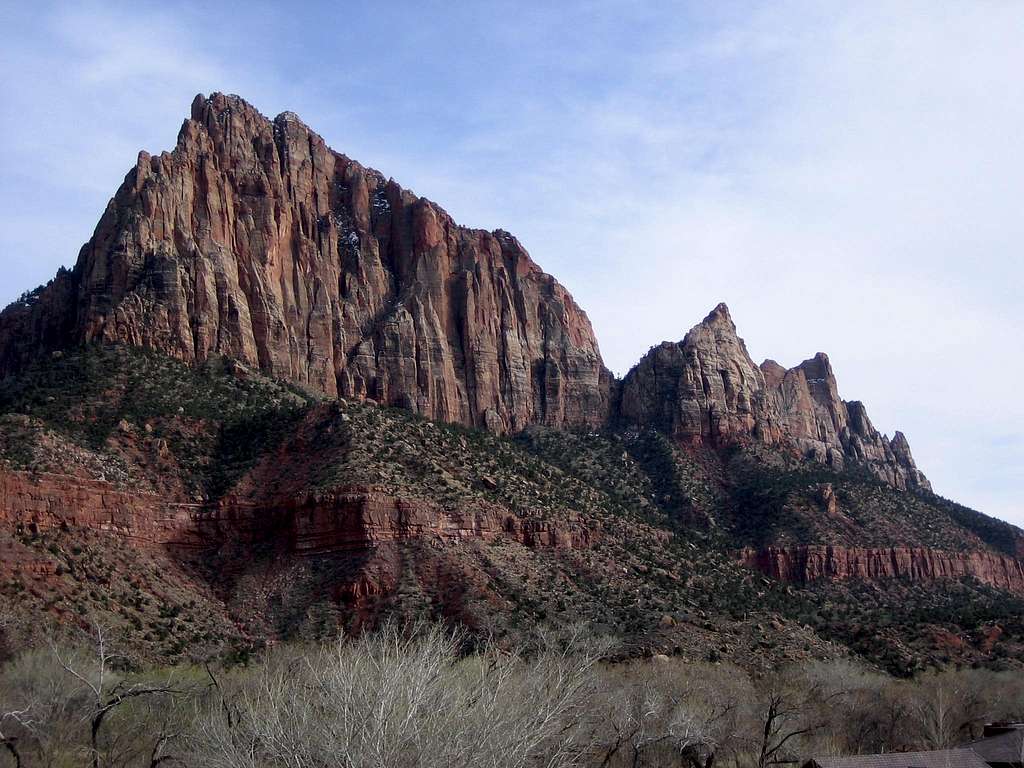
(0, 469, 592, 554)
(618, 303, 930, 490)
(741, 545, 1024, 594)
(761, 352, 930, 490)
(0, 469, 192, 544)
(617, 303, 778, 445)
(0, 93, 609, 434)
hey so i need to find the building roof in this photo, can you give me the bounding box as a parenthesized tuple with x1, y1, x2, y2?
(967, 727, 1024, 765)
(809, 749, 992, 768)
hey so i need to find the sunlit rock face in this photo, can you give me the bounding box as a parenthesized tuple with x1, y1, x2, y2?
(0, 93, 610, 434)
(0, 93, 928, 491)
(618, 303, 930, 491)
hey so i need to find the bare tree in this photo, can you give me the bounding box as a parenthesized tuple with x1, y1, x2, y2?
(909, 671, 986, 750)
(588, 659, 749, 768)
(753, 680, 829, 768)
(189, 622, 602, 768)
(0, 645, 85, 767)
(0, 706, 34, 768)
(51, 620, 177, 768)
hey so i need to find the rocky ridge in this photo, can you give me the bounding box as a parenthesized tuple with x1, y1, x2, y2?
(618, 304, 930, 491)
(0, 93, 928, 491)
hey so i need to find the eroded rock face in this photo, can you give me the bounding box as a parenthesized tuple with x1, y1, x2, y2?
(761, 353, 930, 490)
(618, 304, 779, 444)
(741, 545, 1024, 594)
(618, 304, 931, 491)
(0, 469, 592, 553)
(0, 470, 192, 543)
(0, 93, 609, 434)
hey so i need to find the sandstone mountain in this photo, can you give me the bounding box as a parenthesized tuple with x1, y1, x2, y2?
(617, 303, 930, 491)
(0, 93, 609, 434)
(2, 93, 926, 488)
(1, 93, 1021, 673)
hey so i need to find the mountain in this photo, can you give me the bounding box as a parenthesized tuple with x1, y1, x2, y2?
(0, 93, 610, 433)
(618, 303, 930, 491)
(0, 93, 919, 485)
(1, 93, 1022, 673)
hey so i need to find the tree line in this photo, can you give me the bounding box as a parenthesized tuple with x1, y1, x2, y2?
(1, 620, 1021, 768)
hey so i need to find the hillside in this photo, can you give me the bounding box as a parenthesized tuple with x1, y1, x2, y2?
(1, 346, 1022, 674)
(0, 92, 1022, 676)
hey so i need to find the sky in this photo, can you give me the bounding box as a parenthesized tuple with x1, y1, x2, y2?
(1, 1, 1021, 526)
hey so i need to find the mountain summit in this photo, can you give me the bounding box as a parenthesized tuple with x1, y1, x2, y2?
(617, 303, 929, 490)
(1, 93, 610, 433)
(1, 93, 924, 488)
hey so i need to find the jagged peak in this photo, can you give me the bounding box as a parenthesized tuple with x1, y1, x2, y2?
(677, 303, 741, 348)
(760, 359, 787, 388)
(795, 352, 835, 382)
(892, 431, 912, 451)
(190, 91, 267, 123)
(0, 90, 611, 437)
(701, 301, 733, 326)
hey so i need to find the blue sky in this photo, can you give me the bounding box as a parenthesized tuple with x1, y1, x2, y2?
(1, 1, 1021, 525)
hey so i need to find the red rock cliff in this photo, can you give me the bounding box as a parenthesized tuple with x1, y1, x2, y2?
(618, 303, 930, 490)
(0, 94, 930, 492)
(741, 544, 1024, 594)
(0, 469, 592, 554)
(0, 93, 609, 434)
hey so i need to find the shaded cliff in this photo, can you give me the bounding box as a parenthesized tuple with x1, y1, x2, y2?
(618, 303, 930, 491)
(741, 545, 1024, 594)
(0, 93, 609, 433)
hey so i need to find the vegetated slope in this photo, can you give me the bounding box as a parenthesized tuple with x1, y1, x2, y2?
(1, 347, 1022, 674)
(524, 429, 1024, 674)
(716, 445, 1023, 555)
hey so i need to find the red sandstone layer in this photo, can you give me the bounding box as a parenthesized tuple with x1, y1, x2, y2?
(0, 470, 593, 556)
(741, 544, 1024, 594)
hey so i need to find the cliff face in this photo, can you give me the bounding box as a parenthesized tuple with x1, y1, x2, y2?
(617, 304, 778, 445)
(761, 353, 930, 490)
(0, 93, 608, 434)
(0, 469, 592, 554)
(618, 304, 930, 491)
(741, 545, 1024, 595)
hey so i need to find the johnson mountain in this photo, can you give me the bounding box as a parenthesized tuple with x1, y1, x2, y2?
(1, 93, 1021, 673)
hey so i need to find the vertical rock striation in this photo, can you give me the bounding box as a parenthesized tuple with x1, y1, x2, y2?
(0, 93, 609, 433)
(740, 545, 1024, 594)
